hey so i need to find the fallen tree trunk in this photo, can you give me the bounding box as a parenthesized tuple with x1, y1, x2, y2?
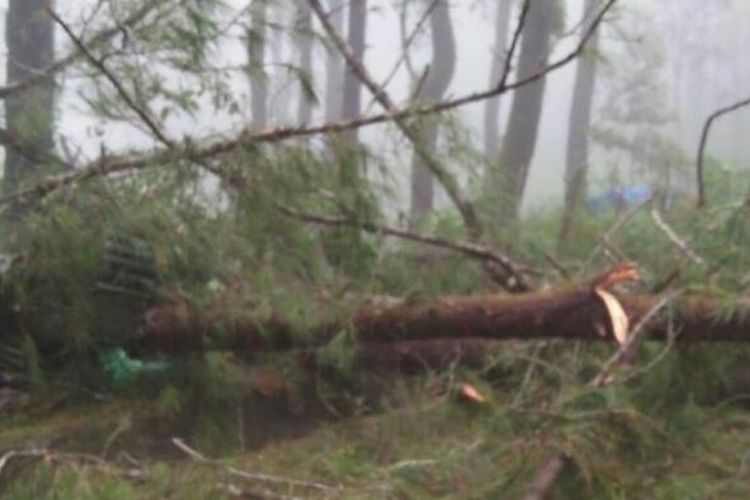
(141, 286, 750, 354)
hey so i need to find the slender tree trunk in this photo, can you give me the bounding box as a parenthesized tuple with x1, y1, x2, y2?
(492, 0, 557, 227)
(483, 0, 514, 159)
(325, 0, 345, 122)
(558, 0, 601, 249)
(248, 0, 268, 128)
(3, 0, 56, 205)
(409, 0, 456, 224)
(295, 0, 314, 125)
(340, 0, 367, 146)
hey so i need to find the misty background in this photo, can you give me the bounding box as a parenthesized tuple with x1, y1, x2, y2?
(1, 0, 749, 212)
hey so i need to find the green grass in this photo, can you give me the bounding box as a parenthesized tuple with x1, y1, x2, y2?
(1, 355, 750, 500)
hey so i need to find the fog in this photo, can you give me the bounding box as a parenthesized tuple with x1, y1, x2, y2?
(1, 0, 749, 212)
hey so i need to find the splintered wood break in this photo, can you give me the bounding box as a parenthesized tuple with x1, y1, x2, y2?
(592, 261, 640, 291)
(592, 262, 639, 345)
(594, 288, 630, 345)
(458, 383, 488, 405)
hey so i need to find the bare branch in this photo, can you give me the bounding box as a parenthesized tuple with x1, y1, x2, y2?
(506, 0, 615, 93)
(696, 95, 750, 208)
(0, 0, 616, 209)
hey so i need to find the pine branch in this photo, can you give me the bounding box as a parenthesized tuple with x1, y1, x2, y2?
(49, 8, 174, 149)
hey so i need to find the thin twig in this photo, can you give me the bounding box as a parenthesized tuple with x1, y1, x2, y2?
(541, 251, 572, 280)
(620, 311, 680, 384)
(364, 0, 440, 114)
(649, 209, 704, 266)
(591, 289, 682, 388)
(49, 9, 174, 148)
(172, 437, 337, 494)
(586, 192, 655, 267)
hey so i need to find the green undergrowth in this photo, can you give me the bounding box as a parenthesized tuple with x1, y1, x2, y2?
(1, 155, 750, 497)
(2, 357, 750, 499)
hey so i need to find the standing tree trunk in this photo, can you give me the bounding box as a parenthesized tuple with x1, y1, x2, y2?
(559, 0, 601, 249)
(248, 0, 268, 128)
(492, 0, 558, 227)
(325, 0, 345, 122)
(340, 0, 367, 146)
(3, 0, 56, 205)
(409, 0, 456, 225)
(483, 0, 514, 159)
(295, 0, 314, 125)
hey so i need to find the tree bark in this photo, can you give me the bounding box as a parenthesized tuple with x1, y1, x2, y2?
(492, 0, 557, 226)
(141, 288, 750, 355)
(409, 0, 456, 225)
(340, 0, 367, 146)
(3, 0, 56, 209)
(483, 0, 514, 159)
(325, 0, 345, 122)
(248, 0, 268, 128)
(558, 0, 601, 249)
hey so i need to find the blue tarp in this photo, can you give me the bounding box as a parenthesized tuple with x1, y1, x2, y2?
(587, 186, 654, 213)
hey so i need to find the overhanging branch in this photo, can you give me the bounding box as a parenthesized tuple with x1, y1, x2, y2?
(0, 0, 617, 209)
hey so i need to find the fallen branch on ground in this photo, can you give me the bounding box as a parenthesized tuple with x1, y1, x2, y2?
(172, 437, 342, 495)
(0, 447, 147, 482)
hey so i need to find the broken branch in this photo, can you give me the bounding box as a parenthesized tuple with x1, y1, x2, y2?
(278, 205, 531, 291)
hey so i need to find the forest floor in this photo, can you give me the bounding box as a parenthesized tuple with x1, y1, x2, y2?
(1, 360, 750, 500)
